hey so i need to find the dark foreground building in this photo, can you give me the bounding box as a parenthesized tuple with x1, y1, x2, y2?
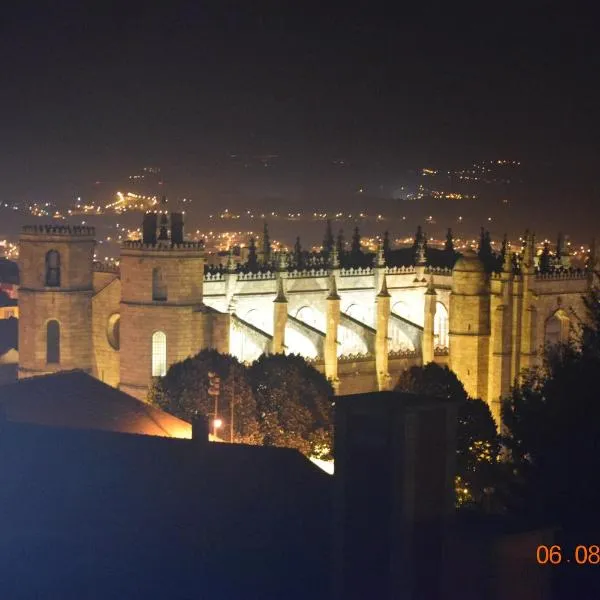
(0, 373, 470, 599)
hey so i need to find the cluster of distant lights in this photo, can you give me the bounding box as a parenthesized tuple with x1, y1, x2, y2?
(421, 160, 521, 185)
(0, 240, 19, 259)
(208, 209, 385, 221)
(104, 191, 159, 214)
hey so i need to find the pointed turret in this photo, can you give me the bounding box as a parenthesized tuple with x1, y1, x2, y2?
(377, 274, 390, 297)
(328, 274, 340, 300)
(274, 275, 287, 303)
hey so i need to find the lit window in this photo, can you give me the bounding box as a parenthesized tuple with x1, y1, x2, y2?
(45, 250, 60, 287)
(152, 331, 167, 376)
(47, 320, 60, 363)
(434, 302, 449, 348)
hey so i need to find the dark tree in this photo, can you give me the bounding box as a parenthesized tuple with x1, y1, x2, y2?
(477, 227, 496, 272)
(148, 349, 262, 444)
(262, 221, 271, 265)
(336, 228, 345, 259)
(502, 287, 600, 527)
(322, 219, 334, 257)
(350, 226, 362, 261)
(395, 363, 501, 509)
(539, 242, 552, 272)
(383, 230, 391, 257)
(247, 236, 258, 271)
(444, 228, 455, 253)
(412, 225, 427, 263)
(249, 353, 334, 459)
(294, 236, 304, 269)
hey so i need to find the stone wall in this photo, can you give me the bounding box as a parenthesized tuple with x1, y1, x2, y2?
(92, 278, 121, 387)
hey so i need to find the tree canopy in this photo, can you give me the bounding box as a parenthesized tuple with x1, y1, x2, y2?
(502, 287, 600, 527)
(149, 350, 334, 459)
(149, 349, 261, 444)
(249, 353, 334, 459)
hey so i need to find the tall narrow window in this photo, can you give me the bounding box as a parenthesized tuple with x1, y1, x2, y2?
(47, 320, 60, 364)
(434, 302, 449, 348)
(45, 250, 61, 287)
(152, 267, 167, 301)
(152, 331, 167, 376)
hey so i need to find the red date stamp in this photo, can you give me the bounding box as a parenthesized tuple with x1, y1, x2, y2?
(537, 544, 600, 565)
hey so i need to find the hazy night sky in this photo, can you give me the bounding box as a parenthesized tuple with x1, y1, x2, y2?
(1, 2, 599, 233)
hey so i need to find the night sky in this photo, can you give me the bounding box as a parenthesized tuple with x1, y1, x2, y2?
(1, 2, 599, 235)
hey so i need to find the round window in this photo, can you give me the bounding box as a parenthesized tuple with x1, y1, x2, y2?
(107, 313, 120, 350)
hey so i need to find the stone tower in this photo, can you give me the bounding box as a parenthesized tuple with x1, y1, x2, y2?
(448, 249, 490, 399)
(119, 212, 206, 400)
(18, 225, 95, 378)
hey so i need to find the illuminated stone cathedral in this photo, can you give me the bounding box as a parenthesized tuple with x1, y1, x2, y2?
(17, 208, 594, 423)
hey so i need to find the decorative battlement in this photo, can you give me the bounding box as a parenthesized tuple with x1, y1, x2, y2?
(22, 225, 96, 237)
(204, 271, 226, 282)
(287, 268, 329, 279)
(388, 348, 419, 359)
(385, 265, 416, 275)
(304, 356, 324, 365)
(93, 262, 120, 274)
(340, 266, 374, 277)
(237, 270, 276, 281)
(338, 352, 374, 362)
(535, 269, 588, 280)
(434, 346, 450, 356)
(121, 240, 204, 252)
(425, 266, 452, 276)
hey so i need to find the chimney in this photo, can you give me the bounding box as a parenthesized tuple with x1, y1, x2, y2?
(170, 212, 184, 244)
(142, 212, 158, 245)
(333, 391, 459, 600)
(191, 414, 209, 445)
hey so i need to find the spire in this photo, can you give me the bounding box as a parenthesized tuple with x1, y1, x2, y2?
(375, 239, 385, 268)
(413, 225, 427, 264)
(158, 196, 169, 241)
(331, 245, 340, 269)
(350, 226, 362, 259)
(274, 276, 287, 303)
(383, 230, 391, 256)
(294, 236, 303, 269)
(323, 219, 334, 256)
(226, 248, 236, 273)
(262, 221, 271, 264)
(502, 239, 512, 273)
(377, 274, 390, 297)
(444, 228, 454, 253)
(278, 251, 288, 272)
(416, 234, 426, 265)
(327, 274, 340, 300)
(336, 228, 345, 259)
(540, 241, 552, 272)
(425, 275, 436, 296)
(247, 236, 258, 271)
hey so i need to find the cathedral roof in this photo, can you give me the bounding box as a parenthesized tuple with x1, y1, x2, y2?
(0, 370, 191, 439)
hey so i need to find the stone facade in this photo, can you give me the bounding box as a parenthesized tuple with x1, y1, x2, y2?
(17, 223, 592, 425)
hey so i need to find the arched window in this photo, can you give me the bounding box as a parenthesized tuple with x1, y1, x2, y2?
(45, 250, 61, 287)
(434, 302, 449, 348)
(152, 267, 167, 301)
(151, 331, 167, 376)
(545, 310, 569, 346)
(47, 320, 60, 364)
